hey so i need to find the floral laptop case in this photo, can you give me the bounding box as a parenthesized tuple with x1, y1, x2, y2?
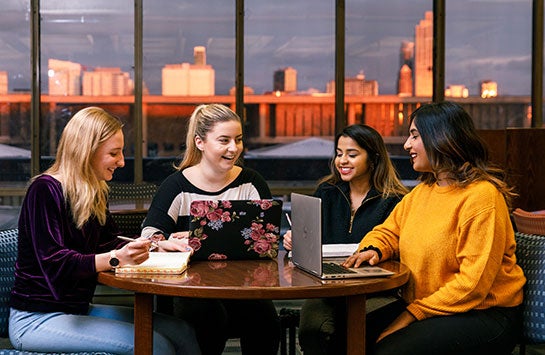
(188, 199, 283, 260)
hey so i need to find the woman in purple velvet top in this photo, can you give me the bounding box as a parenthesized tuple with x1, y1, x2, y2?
(8, 107, 200, 354)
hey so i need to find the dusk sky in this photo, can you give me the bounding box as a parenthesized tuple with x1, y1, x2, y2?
(0, 0, 533, 96)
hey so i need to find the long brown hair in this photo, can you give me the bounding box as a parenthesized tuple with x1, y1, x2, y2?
(409, 101, 516, 207)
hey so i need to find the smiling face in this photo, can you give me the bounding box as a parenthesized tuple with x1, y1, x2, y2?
(90, 129, 125, 181)
(334, 135, 371, 184)
(403, 120, 432, 173)
(195, 120, 243, 172)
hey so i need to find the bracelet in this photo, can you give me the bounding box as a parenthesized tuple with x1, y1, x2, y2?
(359, 245, 382, 260)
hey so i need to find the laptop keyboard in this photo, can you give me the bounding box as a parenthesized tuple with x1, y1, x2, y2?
(322, 262, 357, 274)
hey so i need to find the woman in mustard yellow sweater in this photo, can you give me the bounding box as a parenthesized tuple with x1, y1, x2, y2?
(343, 101, 526, 355)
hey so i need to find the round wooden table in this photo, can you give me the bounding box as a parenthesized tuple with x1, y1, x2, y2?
(98, 251, 410, 355)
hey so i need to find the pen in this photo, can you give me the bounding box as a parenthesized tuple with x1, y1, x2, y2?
(117, 235, 159, 251)
(285, 213, 292, 227)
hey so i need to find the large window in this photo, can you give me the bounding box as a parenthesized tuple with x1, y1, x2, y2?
(41, 0, 134, 159)
(0, 1, 542, 206)
(142, 1, 235, 159)
(445, 0, 532, 128)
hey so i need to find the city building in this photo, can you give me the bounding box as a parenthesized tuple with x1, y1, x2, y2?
(229, 85, 255, 95)
(48, 59, 82, 96)
(398, 64, 413, 97)
(397, 41, 414, 97)
(193, 46, 206, 66)
(82, 67, 133, 96)
(414, 11, 433, 97)
(326, 72, 378, 96)
(480, 80, 498, 98)
(445, 84, 469, 98)
(0, 72, 7, 95)
(399, 41, 414, 70)
(273, 67, 297, 93)
(162, 46, 215, 96)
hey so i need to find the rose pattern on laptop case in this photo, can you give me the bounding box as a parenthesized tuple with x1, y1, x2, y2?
(189, 200, 281, 259)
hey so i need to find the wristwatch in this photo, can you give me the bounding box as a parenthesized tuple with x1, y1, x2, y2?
(109, 250, 120, 268)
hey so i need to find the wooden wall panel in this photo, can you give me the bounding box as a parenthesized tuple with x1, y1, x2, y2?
(479, 128, 545, 211)
(505, 128, 545, 211)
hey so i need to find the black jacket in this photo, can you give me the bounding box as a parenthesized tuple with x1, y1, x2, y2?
(313, 181, 402, 244)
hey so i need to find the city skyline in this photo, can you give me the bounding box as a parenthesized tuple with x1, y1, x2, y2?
(0, 0, 532, 96)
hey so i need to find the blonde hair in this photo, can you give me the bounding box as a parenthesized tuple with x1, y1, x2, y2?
(45, 107, 123, 228)
(176, 104, 242, 171)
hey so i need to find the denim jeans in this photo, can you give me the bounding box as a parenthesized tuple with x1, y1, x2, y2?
(9, 304, 201, 355)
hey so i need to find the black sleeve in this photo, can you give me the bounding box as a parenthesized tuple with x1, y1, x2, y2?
(142, 173, 181, 234)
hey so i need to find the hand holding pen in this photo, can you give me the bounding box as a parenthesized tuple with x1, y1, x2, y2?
(118, 235, 193, 253)
(117, 235, 159, 251)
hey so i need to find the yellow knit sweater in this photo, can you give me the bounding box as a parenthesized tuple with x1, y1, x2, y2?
(358, 180, 526, 320)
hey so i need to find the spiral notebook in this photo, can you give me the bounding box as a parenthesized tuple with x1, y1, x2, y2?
(115, 251, 191, 274)
(188, 199, 283, 260)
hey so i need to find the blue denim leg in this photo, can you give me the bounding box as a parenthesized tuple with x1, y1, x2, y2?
(9, 305, 200, 355)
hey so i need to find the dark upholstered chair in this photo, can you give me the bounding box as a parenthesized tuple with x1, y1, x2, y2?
(0, 228, 112, 355)
(515, 231, 545, 355)
(108, 182, 157, 238)
(109, 211, 149, 238)
(107, 182, 157, 202)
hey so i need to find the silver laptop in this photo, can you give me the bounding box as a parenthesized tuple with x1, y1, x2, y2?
(290, 193, 395, 280)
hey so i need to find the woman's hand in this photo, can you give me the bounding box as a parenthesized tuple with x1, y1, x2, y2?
(117, 239, 151, 266)
(341, 249, 380, 268)
(157, 237, 193, 253)
(282, 230, 292, 251)
(376, 311, 416, 343)
(169, 231, 189, 239)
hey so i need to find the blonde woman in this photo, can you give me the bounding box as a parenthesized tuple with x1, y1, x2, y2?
(142, 104, 280, 355)
(9, 107, 200, 354)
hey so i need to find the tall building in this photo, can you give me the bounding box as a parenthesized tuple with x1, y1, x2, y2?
(414, 11, 433, 97)
(480, 80, 498, 98)
(399, 41, 414, 70)
(82, 67, 133, 96)
(273, 67, 297, 93)
(397, 64, 413, 97)
(0, 71, 7, 95)
(162, 46, 215, 96)
(48, 59, 82, 96)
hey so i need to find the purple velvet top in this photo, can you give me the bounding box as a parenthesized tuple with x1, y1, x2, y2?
(10, 175, 126, 315)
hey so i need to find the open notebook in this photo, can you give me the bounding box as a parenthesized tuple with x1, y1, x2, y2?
(115, 251, 191, 274)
